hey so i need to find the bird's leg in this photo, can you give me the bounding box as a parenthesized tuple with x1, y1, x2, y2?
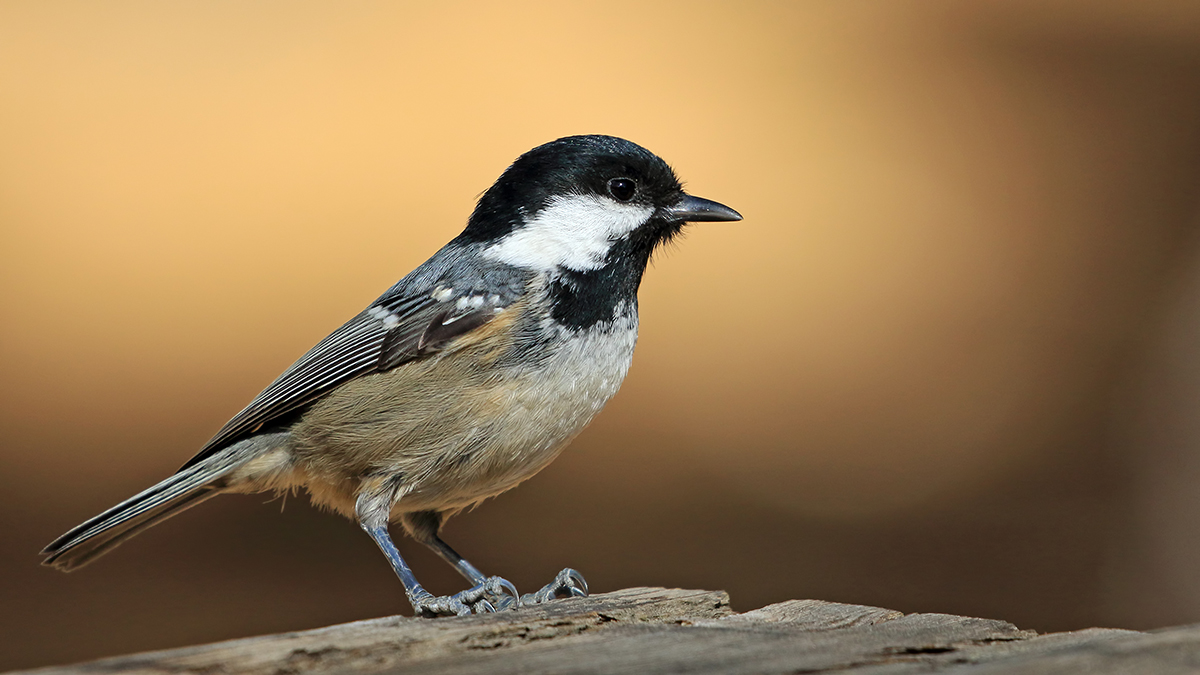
(402, 511, 520, 611)
(405, 509, 588, 605)
(355, 487, 513, 617)
(404, 512, 586, 608)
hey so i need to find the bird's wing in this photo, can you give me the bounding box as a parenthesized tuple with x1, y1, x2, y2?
(178, 289, 506, 471)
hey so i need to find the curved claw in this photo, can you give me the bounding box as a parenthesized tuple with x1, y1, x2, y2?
(492, 576, 520, 602)
(562, 568, 588, 596)
(522, 568, 589, 606)
(476, 576, 519, 612)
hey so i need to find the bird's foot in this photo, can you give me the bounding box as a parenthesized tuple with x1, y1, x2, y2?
(520, 568, 588, 606)
(411, 576, 519, 617)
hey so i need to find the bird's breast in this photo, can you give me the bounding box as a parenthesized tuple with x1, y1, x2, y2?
(400, 307, 640, 511)
(289, 300, 640, 515)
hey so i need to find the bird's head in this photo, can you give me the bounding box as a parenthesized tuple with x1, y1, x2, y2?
(459, 135, 741, 274)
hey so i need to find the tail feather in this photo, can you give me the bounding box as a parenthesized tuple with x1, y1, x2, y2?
(41, 449, 244, 571)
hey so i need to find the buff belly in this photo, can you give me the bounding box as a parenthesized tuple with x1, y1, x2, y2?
(283, 314, 638, 518)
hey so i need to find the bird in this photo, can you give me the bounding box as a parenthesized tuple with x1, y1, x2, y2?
(41, 134, 742, 617)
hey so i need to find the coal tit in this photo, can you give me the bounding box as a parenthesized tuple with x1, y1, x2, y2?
(42, 134, 742, 617)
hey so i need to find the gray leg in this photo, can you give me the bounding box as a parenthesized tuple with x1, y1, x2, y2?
(402, 511, 519, 611)
(355, 489, 515, 617)
(404, 510, 587, 609)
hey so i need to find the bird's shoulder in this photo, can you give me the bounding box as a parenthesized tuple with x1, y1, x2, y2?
(178, 248, 534, 471)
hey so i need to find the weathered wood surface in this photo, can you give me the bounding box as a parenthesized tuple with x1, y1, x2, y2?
(12, 587, 1200, 675)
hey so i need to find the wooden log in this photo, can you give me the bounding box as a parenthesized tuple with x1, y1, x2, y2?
(10, 587, 1198, 675)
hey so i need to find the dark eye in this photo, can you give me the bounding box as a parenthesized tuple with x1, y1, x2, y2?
(607, 177, 637, 202)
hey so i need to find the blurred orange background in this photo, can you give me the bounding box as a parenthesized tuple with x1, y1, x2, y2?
(5, 0, 1200, 669)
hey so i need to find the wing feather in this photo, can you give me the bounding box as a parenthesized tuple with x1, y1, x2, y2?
(179, 291, 505, 471)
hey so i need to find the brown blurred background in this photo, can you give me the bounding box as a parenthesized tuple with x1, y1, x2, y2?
(4, 0, 1200, 669)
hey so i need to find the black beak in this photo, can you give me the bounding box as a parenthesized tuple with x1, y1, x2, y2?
(664, 194, 743, 223)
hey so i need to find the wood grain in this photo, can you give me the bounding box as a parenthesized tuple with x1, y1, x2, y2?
(12, 587, 1196, 675)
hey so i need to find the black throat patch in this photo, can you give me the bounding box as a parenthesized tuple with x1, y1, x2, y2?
(547, 235, 657, 330)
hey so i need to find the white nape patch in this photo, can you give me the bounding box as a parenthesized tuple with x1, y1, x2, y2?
(431, 286, 454, 302)
(483, 194, 654, 272)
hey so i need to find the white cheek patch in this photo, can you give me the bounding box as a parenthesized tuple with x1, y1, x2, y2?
(483, 194, 654, 272)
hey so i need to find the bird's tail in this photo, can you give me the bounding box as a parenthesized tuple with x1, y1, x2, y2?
(40, 444, 253, 571)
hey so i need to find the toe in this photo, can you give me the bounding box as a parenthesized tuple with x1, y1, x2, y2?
(490, 576, 520, 601)
(522, 568, 589, 605)
(559, 568, 588, 596)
